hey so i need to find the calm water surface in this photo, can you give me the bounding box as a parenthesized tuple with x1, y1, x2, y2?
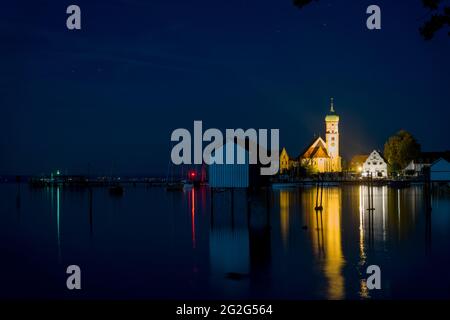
(1, 184, 449, 299)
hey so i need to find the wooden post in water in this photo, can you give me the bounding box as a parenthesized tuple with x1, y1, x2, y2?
(16, 175, 21, 210)
(423, 167, 432, 253)
(424, 167, 432, 213)
(266, 187, 271, 227)
(315, 180, 319, 209)
(319, 177, 324, 209)
(246, 187, 251, 228)
(367, 173, 375, 212)
(315, 174, 323, 211)
(210, 187, 214, 228)
(89, 187, 93, 236)
(231, 188, 235, 230)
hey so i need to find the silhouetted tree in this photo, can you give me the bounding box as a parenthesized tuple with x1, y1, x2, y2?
(292, 0, 450, 40)
(383, 130, 421, 171)
(292, 0, 317, 9)
(420, 0, 450, 40)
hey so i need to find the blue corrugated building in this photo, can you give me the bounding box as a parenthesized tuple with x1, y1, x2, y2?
(208, 138, 269, 189)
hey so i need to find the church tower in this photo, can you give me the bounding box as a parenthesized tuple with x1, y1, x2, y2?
(325, 98, 341, 172)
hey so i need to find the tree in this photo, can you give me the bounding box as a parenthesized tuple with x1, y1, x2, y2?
(383, 130, 421, 171)
(292, 0, 450, 40)
(420, 0, 450, 40)
(292, 0, 317, 9)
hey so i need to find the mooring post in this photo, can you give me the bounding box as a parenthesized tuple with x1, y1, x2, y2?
(315, 179, 319, 210)
(231, 188, 235, 230)
(424, 167, 432, 213)
(367, 173, 374, 212)
(315, 175, 323, 211)
(370, 174, 372, 211)
(266, 187, 271, 227)
(89, 187, 93, 236)
(16, 175, 21, 210)
(210, 187, 214, 228)
(319, 177, 324, 209)
(246, 187, 251, 228)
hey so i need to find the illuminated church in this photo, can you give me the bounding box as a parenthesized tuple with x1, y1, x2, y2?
(280, 98, 342, 174)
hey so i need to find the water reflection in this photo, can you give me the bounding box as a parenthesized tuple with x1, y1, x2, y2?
(209, 190, 250, 297)
(189, 188, 196, 249)
(358, 186, 389, 298)
(2, 183, 449, 299)
(56, 186, 61, 262)
(279, 191, 290, 249)
(301, 187, 345, 300)
(89, 188, 93, 237)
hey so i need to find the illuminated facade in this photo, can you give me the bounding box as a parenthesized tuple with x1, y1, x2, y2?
(362, 150, 388, 178)
(299, 98, 342, 173)
(279, 147, 290, 174)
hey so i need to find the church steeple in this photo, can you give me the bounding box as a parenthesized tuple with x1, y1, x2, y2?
(324, 97, 340, 172)
(325, 98, 339, 121)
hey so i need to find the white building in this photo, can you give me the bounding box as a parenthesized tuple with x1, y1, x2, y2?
(403, 160, 427, 175)
(403, 152, 450, 176)
(362, 150, 388, 178)
(430, 158, 450, 182)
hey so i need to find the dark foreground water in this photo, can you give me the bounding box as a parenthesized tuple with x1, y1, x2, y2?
(1, 183, 449, 299)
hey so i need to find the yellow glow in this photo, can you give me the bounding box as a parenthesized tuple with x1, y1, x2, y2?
(279, 191, 290, 249)
(304, 188, 345, 299)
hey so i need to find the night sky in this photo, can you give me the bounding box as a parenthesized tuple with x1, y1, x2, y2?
(1, 0, 449, 176)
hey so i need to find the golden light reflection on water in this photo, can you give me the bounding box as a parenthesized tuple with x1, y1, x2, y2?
(279, 191, 290, 249)
(302, 187, 345, 300)
(210, 185, 425, 299)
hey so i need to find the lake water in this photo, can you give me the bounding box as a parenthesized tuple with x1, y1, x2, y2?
(1, 183, 449, 299)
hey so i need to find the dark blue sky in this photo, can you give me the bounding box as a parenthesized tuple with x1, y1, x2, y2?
(1, 0, 449, 175)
